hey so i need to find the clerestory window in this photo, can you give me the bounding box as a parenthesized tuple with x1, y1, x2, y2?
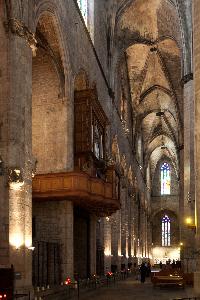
(77, 0, 88, 25)
(77, 0, 94, 41)
(161, 162, 170, 195)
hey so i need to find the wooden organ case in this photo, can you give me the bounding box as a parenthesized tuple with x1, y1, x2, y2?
(33, 89, 120, 216)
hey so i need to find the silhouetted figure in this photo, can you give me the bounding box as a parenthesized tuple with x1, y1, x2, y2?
(146, 262, 151, 277)
(172, 260, 176, 269)
(140, 262, 147, 283)
(159, 261, 163, 269)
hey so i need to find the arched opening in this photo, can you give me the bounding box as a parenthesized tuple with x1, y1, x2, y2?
(32, 12, 67, 287)
(152, 210, 179, 264)
(32, 14, 66, 174)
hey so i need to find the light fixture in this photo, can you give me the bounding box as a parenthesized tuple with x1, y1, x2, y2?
(185, 217, 196, 232)
(185, 217, 192, 225)
(28, 246, 35, 251)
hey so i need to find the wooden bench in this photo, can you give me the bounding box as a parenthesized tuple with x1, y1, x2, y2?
(151, 274, 185, 287)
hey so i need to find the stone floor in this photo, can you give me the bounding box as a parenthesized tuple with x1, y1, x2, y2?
(79, 278, 197, 300)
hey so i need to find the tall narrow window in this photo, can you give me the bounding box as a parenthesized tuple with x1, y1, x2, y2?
(162, 215, 170, 246)
(161, 162, 170, 195)
(77, 0, 88, 25)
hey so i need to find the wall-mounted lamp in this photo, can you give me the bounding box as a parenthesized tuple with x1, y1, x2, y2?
(185, 217, 192, 225)
(185, 217, 196, 232)
(28, 246, 35, 251)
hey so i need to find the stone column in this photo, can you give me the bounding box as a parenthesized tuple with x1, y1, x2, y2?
(194, 0, 200, 293)
(111, 210, 121, 271)
(181, 78, 195, 272)
(90, 215, 96, 276)
(104, 217, 111, 274)
(7, 11, 33, 290)
(0, 1, 10, 268)
(121, 187, 128, 268)
(60, 201, 74, 280)
(129, 194, 135, 263)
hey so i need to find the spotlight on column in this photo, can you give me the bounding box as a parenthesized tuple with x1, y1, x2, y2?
(185, 217, 192, 225)
(185, 217, 196, 232)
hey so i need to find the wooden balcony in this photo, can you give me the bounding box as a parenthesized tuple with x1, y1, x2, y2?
(32, 171, 120, 216)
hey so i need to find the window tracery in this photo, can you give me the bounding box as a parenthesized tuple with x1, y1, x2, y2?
(162, 215, 170, 246)
(161, 162, 170, 195)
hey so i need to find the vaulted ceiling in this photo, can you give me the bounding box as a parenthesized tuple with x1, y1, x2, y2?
(116, 0, 183, 183)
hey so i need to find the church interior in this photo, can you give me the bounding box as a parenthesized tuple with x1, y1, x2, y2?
(0, 0, 199, 298)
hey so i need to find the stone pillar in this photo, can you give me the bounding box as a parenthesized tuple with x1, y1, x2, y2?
(121, 187, 128, 268)
(90, 215, 96, 275)
(181, 78, 195, 272)
(111, 211, 121, 272)
(0, 0, 10, 268)
(60, 201, 74, 280)
(7, 10, 33, 290)
(194, 0, 200, 293)
(129, 194, 135, 263)
(104, 217, 111, 274)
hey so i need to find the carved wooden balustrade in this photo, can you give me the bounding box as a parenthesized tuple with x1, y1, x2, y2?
(32, 169, 120, 216)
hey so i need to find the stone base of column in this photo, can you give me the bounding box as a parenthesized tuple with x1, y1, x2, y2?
(14, 286, 34, 299)
(104, 256, 111, 274)
(194, 272, 200, 295)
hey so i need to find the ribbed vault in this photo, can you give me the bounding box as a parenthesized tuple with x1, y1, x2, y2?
(116, 0, 182, 186)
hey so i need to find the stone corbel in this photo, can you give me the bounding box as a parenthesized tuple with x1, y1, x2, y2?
(6, 18, 37, 56)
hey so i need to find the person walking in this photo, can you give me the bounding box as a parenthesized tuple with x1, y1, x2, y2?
(159, 261, 163, 269)
(140, 262, 147, 283)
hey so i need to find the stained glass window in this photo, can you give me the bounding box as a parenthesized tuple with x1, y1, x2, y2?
(161, 162, 170, 195)
(77, 0, 88, 25)
(162, 215, 170, 246)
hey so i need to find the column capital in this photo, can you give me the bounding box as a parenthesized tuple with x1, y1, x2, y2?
(5, 18, 37, 55)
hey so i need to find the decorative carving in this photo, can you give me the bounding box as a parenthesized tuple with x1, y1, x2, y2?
(128, 166, 134, 186)
(33, 172, 120, 216)
(105, 153, 115, 167)
(8, 167, 23, 184)
(7, 18, 37, 56)
(32, 157, 38, 178)
(111, 135, 120, 164)
(120, 154, 127, 177)
(74, 89, 108, 155)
